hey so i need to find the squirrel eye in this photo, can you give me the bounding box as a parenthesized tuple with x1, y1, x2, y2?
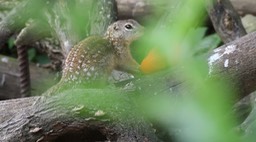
(125, 24, 133, 30)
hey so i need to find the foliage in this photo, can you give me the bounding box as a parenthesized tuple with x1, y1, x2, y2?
(132, 0, 248, 141)
(188, 27, 221, 56)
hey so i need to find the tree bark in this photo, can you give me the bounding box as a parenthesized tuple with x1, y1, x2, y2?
(208, 31, 256, 100)
(205, 0, 247, 43)
(0, 89, 159, 142)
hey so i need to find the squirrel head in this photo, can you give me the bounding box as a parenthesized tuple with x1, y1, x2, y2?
(104, 19, 144, 47)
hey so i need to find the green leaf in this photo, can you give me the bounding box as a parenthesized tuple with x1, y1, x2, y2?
(36, 54, 50, 64)
(199, 33, 221, 50)
(28, 48, 36, 61)
(194, 33, 221, 56)
(7, 37, 15, 49)
(188, 27, 207, 43)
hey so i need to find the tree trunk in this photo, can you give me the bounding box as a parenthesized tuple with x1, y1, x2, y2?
(0, 89, 159, 142)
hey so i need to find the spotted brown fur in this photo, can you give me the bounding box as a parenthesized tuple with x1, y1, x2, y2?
(61, 19, 143, 87)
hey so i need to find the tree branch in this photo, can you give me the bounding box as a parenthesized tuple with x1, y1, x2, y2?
(205, 0, 247, 43)
(208, 31, 256, 100)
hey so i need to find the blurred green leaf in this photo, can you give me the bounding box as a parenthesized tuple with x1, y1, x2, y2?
(194, 32, 221, 56)
(28, 48, 36, 61)
(35, 54, 50, 64)
(187, 27, 208, 46)
(7, 37, 15, 49)
(182, 27, 221, 56)
(136, 0, 245, 141)
(199, 33, 221, 50)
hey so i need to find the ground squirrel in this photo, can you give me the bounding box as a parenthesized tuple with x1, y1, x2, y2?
(50, 19, 143, 91)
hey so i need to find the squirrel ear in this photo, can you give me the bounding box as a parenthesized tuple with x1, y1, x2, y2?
(113, 24, 119, 30)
